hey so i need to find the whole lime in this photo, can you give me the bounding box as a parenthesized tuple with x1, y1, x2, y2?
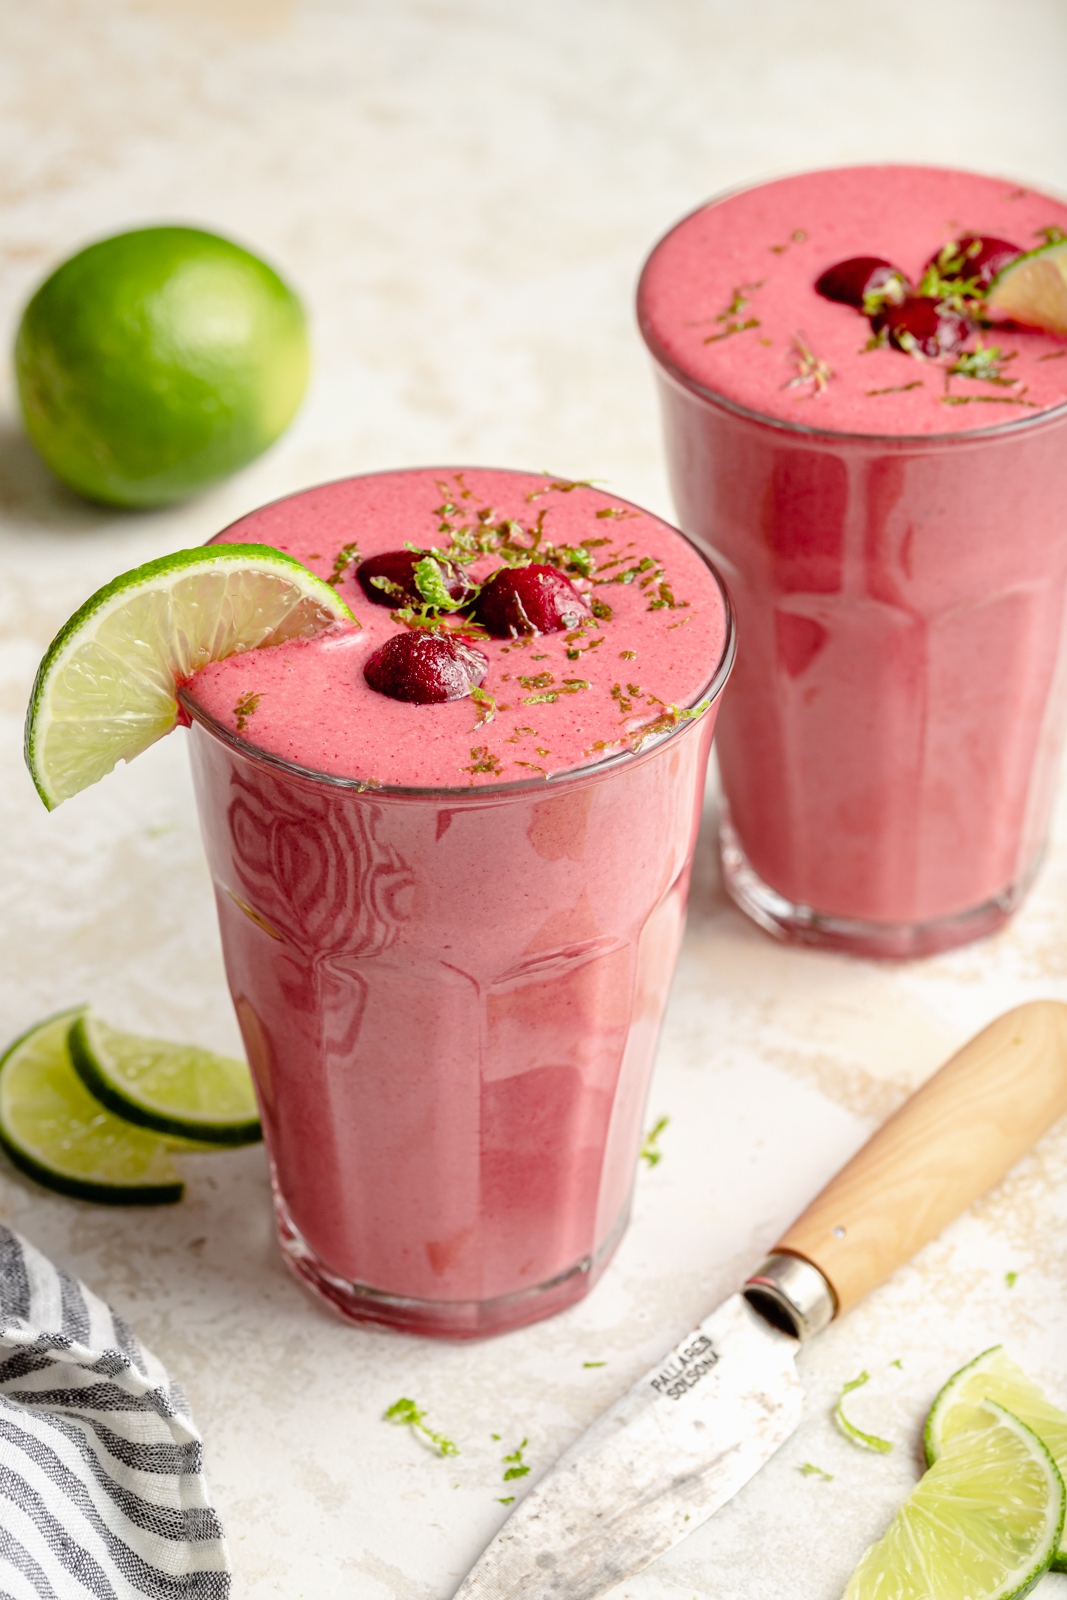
(14, 226, 309, 509)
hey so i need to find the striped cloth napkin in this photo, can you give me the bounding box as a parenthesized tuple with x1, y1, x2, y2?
(0, 1227, 230, 1599)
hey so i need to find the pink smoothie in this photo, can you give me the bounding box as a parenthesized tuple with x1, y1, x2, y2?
(189, 469, 727, 787)
(639, 166, 1067, 955)
(640, 165, 1067, 434)
(181, 470, 733, 1336)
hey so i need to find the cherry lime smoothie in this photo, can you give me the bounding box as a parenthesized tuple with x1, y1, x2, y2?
(181, 468, 733, 1336)
(639, 165, 1067, 957)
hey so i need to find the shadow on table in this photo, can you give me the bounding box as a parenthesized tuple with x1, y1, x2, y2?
(685, 784, 729, 929)
(0, 419, 118, 536)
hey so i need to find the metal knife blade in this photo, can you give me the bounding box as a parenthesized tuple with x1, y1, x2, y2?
(452, 1294, 803, 1600)
(452, 1002, 1067, 1600)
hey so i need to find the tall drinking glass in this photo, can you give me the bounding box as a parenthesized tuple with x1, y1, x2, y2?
(181, 490, 734, 1337)
(639, 165, 1067, 958)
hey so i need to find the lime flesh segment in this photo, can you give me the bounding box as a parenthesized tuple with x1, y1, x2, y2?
(843, 1401, 1064, 1600)
(69, 1014, 261, 1147)
(925, 1346, 1067, 1570)
(0, 1011, 185, 1205)
(25, 542, 354, 808)
(987, 240, 1067, 337)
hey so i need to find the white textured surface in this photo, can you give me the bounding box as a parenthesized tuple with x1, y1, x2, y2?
(3, 3, 1067, 1597)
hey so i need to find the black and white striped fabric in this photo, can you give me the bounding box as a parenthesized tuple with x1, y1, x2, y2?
(0, 1227, 229, 1600)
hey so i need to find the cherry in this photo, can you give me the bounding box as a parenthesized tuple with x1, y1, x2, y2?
(815, 257, 910, 311)
(363, 631, 488, 703)
(871, 296, 970, 358)
(356, 549, 475, 609)
(928, 235, 1021, 289)
(473, 564, 588, 638)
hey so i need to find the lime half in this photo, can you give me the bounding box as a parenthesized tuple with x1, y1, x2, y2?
(987, 240, 1067, 337)
(926, 1346, 1067, 1570)
(0, 1011, 186, 1205)
(25, 542, 354, 808)
(69, 1013, 260, 1147)
(843, 1400, 1064, 1600)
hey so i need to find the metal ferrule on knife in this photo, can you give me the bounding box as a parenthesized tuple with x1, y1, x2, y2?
(742, 1252, 835, 1341)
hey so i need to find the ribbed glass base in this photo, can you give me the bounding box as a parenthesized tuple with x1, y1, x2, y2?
(273, 1185, 631, 1340)
(720, 812, 1036, 960)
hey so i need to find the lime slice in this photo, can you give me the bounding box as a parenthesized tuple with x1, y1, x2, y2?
(926, 1346, 1067, 1570)
(987, 240, 1067, 336)
(0, 1011, 186, 1205)
(69, 1013, 261, 1147)
(25, 543, 354, 808)
(843, 1400, 1064, 1600)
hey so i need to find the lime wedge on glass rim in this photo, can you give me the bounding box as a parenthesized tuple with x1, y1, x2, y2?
(843, 1399, 1064, 1600)
(925, 1346, 1067, 1571)
(0, 1010, 189, 1205)
(25, 543, 354, 809)
(69, 1013, 261, 1147)
(986, 239, 1067, 337)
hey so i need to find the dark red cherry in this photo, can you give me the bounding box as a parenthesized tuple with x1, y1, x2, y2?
(356, 549, 475, 609)
(815, 257, 910, 310)
(872, 296, 970, 357)
(928, 235, 1022, 289)
(363, 631, 488, 703)
(473, 564, 589, 638)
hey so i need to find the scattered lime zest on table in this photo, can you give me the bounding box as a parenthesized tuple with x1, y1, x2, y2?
(583, 1361, 607, 1369)
(0, 1011, 188, 1205)
(799, 1462, 833, 1481)
(835, 1371, 893, 1454)
(640, 1116, 670, 1168)
(384, 1398, 459, 1458)
(925, 1346, 1067, 1569)
(1006, 1271, 1018, 1288)
(68, 1013, 260, 1146)
(502, 1439, 530, 1482)
(843, 1399, 1064, 1600)
(25, 544, 355, 809)
(889, 1358, 903, 1369)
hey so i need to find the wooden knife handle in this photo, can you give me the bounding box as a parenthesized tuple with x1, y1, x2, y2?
(775, 1001, 1067, 1317)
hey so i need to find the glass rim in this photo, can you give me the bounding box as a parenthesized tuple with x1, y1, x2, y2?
(636, 161, 1067, 448)
(180, 503, 737, 802)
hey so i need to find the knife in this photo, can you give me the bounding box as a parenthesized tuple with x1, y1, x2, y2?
(453, 999, 1067, 1600)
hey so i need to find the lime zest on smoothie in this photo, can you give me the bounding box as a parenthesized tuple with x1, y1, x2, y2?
(946, 342, 1018, 385)
(325, 540, 360, 587)
(835, 1371, 893, 1453)
(783, 334, 833, 396)
(464, 745, 503, 777)
(470, 686, 497, 725)
(384, 1398, 459, 1458)
(234, 692, 262, 732)
(25, 543, 356, 809)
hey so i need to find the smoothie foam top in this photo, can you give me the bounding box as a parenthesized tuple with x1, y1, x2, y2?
(184, 468, 729, 789)
(638, 165, 1067, 435)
